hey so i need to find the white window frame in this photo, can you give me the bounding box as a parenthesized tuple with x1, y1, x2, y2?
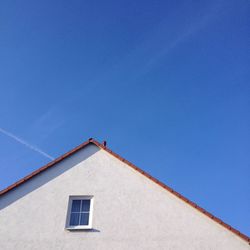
(66, 195, 94, 230)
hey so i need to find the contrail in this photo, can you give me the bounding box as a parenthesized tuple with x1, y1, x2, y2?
(0, 127, 54, 160)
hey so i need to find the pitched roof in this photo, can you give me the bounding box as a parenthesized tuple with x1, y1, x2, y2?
(0, 138, 249, 243)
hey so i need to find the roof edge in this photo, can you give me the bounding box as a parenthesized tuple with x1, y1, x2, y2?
(0, 139, 92, 196)
(0, 138, 249, 244)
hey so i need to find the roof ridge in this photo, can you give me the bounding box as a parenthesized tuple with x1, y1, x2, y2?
(0, 138, 249, 244)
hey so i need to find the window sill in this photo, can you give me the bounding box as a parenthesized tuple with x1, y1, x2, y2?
(66, 226, 93, 231)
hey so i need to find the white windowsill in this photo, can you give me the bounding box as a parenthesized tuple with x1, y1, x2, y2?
(66, 226, 93, 230)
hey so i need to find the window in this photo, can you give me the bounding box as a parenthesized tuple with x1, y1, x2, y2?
(66, 196, 93, 230)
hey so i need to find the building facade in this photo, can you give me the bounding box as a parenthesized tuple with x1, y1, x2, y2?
(0, 139, 249, 249)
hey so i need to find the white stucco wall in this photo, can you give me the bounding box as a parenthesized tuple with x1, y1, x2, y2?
(0, 144, 249, 250)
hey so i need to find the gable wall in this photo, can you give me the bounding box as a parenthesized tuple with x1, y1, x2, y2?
(0, 144, 249, 250)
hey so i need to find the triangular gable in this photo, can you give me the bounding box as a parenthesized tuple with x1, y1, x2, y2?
(0, 138, 249, 243)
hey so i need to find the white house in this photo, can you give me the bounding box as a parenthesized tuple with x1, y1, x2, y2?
(0, 138, 249, 250)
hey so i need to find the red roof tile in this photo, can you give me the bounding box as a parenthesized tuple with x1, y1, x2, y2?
(0, 138, 249, 243)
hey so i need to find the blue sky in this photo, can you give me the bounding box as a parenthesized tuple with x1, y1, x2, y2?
(0, 0, 249, 236)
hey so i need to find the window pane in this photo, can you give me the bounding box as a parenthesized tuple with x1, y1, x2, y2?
(71, 200, 81, 212)
(81, 199, 90, 212)
(70, 212, 80, 226)
(80, 212, 89, 225)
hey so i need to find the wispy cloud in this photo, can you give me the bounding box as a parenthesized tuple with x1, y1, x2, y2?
(0, 127, 54, 160)
(31, 107, 64, 141)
